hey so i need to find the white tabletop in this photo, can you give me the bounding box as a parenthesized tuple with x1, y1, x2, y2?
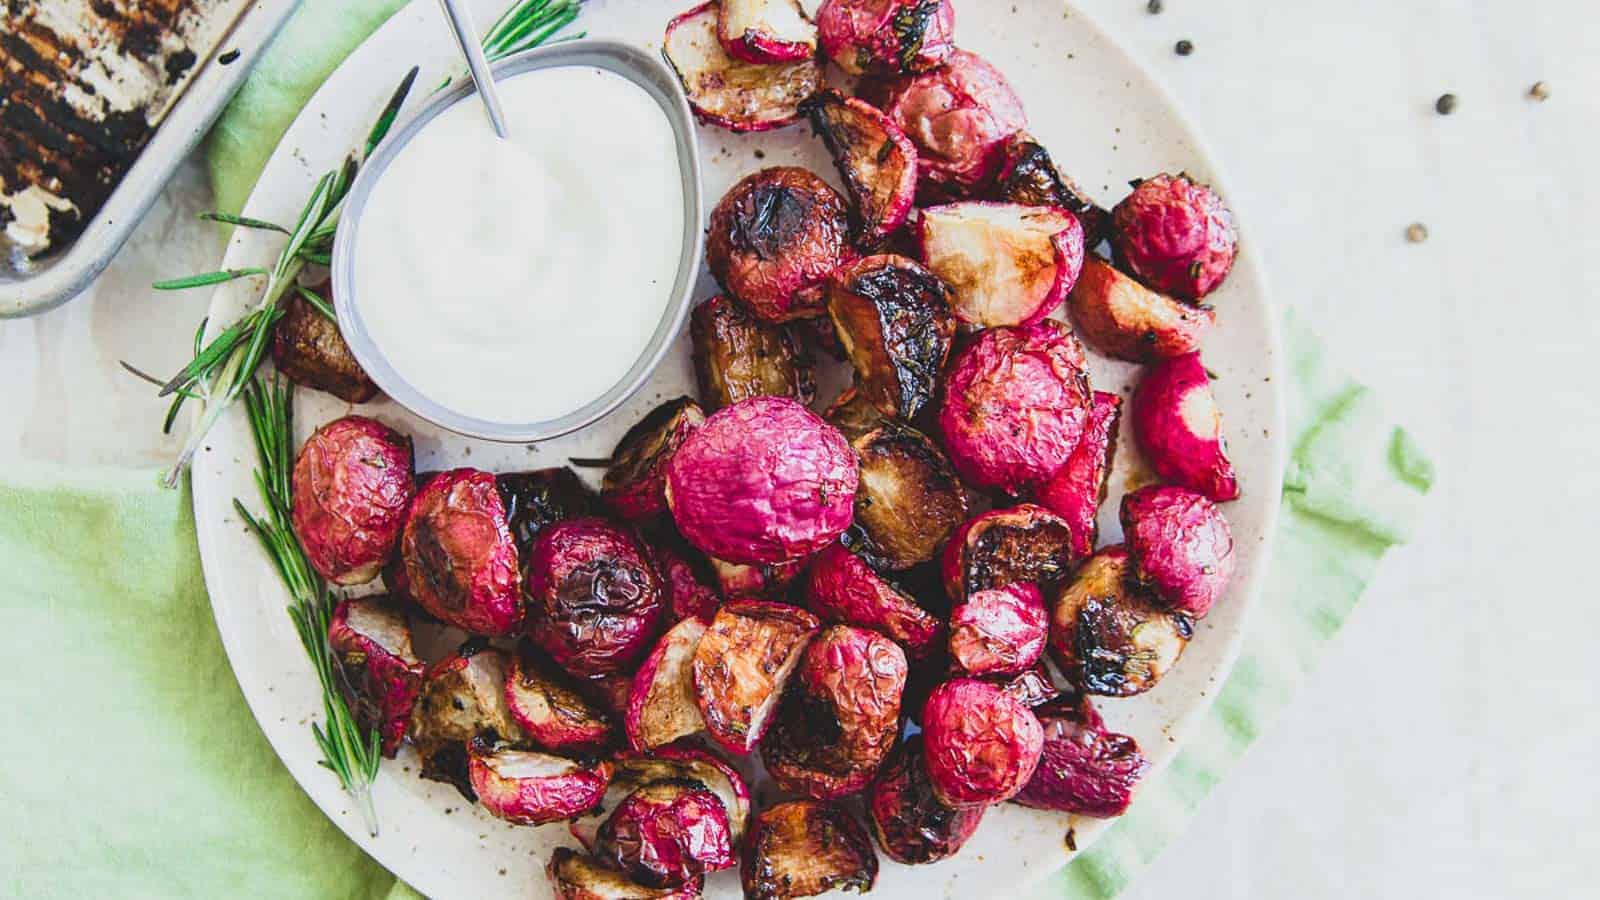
(2, 1, 1594, 897)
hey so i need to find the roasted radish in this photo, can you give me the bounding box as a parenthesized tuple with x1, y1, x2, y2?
(469, 747, 611, 826)
(805, 541, 944, 659)
(506, 645, 616, 754)
(706, 167, 850, 322)
(920, 678, 1043, 807)
(761, 625, 908, 799)
(690, 294, 817, 412)
(817, 0, 955, 76)
(271, 284, 379, 403)
(802, 90, 918, 244)
(717, 0, 816, 64)
(602, 398, 707, 520)
(399, 468, 522, 635)
(867, 735, 985, 865)
(409, 644, 526, 799)
(941, 504, 1078, 603)
(1111, 173, 1238, 302)
(1131, 352, 1240, 502)
(1120, 486, 1235, 617)
(665, 397, 857, 565)
(1035, 391, 1123, 558)
(825, 254, 956, 420)
(547, 848, 702, 900)
(994, 662, 1063, 710)
(524, 518, 665, 677)
(571, 745, 753, 851)
(822, 386, 887, 439)
(409, 644, 524, 746)
(692, 600, 820, 754)
(741, 800, 878, 900)
(919, 202, 1084, 328)
(708, 555, 807, 600)
(664, 2, 823, 133)
(581, 674, 638, 724)
(496, 467, 602, 553)
(879, 49, 1027, 190)
(597, 780, 735, 887)
(648, 535, 723, 622)
(994, 135, 1110, 245)
(291, 415, 413, 586)
(947, 583, 1048, 678)
(848, 421, 967, 569)
(1048, 545, 1191, 697)
(793, 312, 847, 361)
(1013, 698, 1149, 818)
(625, 616, 710, 751)
(328, 597, 424, 757)
(1068, 256, 1215, 363)
(937, 319, 1093, 494)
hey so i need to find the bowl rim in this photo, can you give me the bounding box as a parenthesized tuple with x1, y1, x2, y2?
(329, 38, 705, 443)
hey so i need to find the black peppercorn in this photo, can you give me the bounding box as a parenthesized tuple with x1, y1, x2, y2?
(1175, 39, 1193, 56)
(1435, 93, 1458, 115)
(1147, 0, 1163, 13)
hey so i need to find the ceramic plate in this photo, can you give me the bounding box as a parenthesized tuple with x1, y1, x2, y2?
(192, 1, 1285, 897)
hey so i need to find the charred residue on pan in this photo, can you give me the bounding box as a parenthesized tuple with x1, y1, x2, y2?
(0, 0, 226, 262)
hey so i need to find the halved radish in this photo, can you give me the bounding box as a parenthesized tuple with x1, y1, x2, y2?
(717, 0, 817, 64)
(570, 744, 753, 850)
(665, 2, 823, 133)
(468, 748, 612, 826)
(1130, 353, 1239, 501)
(624, 616, 710, 752)
(1067, 256, 1215, 362)
(918, 202, 1085, 328)
(802, 90, 918, 245)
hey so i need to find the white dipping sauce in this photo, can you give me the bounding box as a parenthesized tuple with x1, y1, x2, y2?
(354, 66, 683, 424)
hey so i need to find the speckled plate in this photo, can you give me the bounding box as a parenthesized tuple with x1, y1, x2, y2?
(190, 1, 1284, 897)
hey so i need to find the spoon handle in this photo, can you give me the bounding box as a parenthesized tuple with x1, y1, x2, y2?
(436, 0, 510, 138)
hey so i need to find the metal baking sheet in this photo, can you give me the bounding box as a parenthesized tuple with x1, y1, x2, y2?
(0, 0, 301, 318)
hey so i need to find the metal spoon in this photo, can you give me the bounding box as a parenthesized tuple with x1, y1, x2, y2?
(436, 0, 510, 138)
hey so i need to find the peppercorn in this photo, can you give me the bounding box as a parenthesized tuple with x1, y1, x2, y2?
(1435, 93, 1458, 115)
(1405, 223, 1429, 244)
(1175, 39, 1193, 56)
(1530, 81, 1551, 101)
(1147, 0, 1163, 13)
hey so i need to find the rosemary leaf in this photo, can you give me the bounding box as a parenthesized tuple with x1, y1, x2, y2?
(162, 395, 185, 436)
(199, 211, 289, 233)
(119, 360, 168, 389)
(153, 268, 267, 290)
(159, 307, 277, 397)
(298, 286, 337, 322)
(365, 67, 420, 158)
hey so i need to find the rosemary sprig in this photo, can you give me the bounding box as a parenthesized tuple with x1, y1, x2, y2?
(484, 0, 585, 58)
(234, 375, 384, 836)
(145, 71, 414, 488)
(136, 0, 586, 490)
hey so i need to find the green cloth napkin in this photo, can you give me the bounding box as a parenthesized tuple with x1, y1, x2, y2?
(0, 2, 1432, 897)
(0, 464, 399, 900)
